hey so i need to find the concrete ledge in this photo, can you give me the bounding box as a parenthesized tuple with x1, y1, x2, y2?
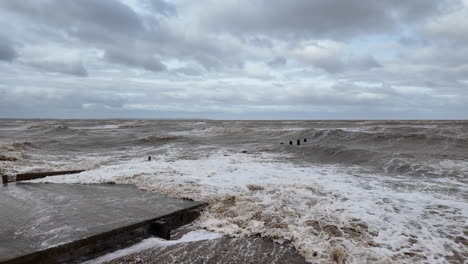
(3, 205, 205, 264)
(0, 183, 206, 264)
(2, 170, 85, 184)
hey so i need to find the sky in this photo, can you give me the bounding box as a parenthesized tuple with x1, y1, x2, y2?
(0, 0, 467, 119)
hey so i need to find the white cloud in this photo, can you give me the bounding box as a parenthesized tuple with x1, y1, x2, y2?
(244, 62, 272, 79)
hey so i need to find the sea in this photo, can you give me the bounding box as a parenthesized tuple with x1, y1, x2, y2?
(0, 119, 467, 263)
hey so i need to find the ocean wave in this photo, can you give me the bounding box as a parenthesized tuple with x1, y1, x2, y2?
(300, 145, 378, 165)
(169, 126, 254, 137)
(141, 135, 179, 142)
(0, 153, 21, 161)
(277, 128, 468, 177)
(34, 150, 467, 264)
(297, 128, 467, 147)
(0, 141, 35, 151)
(27, 124, 50, 130)
(12, 141, 35, 149)
(118, 124, 142, 129)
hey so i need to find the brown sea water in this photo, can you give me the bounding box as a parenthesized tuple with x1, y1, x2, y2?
(1, 119, 467, 263)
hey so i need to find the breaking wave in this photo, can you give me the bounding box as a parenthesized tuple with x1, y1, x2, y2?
(2, 119, 467, 263)
(34, 150, 467, 264)
(277, 128, 468, 178)
(0, 141, 36, 151)
(141, 135, 179, 142)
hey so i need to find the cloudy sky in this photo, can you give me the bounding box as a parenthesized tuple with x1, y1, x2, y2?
(0, 0, 467, 119)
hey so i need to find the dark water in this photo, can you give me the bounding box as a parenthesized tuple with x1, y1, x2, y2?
(1, 119, 467, 178)
(1, 119, 467, 263)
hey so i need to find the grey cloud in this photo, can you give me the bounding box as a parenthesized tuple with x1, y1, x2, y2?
(2, 0, 143, 36)
(349, 56, 381, 71)
(141, 0, 177, 17)
(28, 59, 88, 77)
(312, 56, 345, 73)
(0, 84, 131, 118)
(198, 0, 442, 39)
(0, 0, 467, 119)
(292, 40, 381, 73)
(407, 3, 468, 72)
(268, 57, 287, 67)
(399, 36, 426, 46)
(1, 0, 244, 71)
(1, 68, 467, 119)
(173, 65, 204, 76)
(104, 49, 166, 72)
(246, 36, 273, 48)
(0, 0, 146, 63)
(301, 54, 379, 74)
(424, 3, 468, 45)
(266, 82, 467, 117)
(0, 36, 18, 62)
(79, 94, 128, 109)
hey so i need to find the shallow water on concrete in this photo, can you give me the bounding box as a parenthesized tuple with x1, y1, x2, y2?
(0, 183, 203, 262)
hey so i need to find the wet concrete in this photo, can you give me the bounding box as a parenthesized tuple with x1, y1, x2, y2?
(0, 183, 204, 264)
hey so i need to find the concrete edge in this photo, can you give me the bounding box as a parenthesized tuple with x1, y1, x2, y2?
(2, 170, 85, 184)
(1, 203, 207, 264)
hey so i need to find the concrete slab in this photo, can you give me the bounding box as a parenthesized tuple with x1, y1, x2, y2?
(0, 183, 204, 264)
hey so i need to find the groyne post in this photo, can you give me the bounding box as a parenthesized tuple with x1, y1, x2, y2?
(1, 175, 7, 185)
(149, 220, 171, 240)
(297, 140, 301, 145)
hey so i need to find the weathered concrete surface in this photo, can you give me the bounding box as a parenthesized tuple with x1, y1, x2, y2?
(104, 224, 308, 264)
(0, 183, 204, 264)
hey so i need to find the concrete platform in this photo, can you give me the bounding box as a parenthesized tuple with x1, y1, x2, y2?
(0, 183, 205, 264)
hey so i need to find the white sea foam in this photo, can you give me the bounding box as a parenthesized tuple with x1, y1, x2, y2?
(85, 229, 222, 264)
(168, 126, 255, 137)
(36, 149, 467, 263)
(69, 125, 120, 130)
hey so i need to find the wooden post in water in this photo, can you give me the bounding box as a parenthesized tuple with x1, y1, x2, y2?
(289, 141, 293, 145)
(304, 138, 307, 142)
(297, 140, 301, 145)
(149, 220, 171, 240)
(1, 175, 7, 185)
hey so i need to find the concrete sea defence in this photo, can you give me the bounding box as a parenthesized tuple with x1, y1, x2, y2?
(0, 183, 205, 264)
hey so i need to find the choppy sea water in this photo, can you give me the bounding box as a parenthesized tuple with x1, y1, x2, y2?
(0, 119, 467, 263)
